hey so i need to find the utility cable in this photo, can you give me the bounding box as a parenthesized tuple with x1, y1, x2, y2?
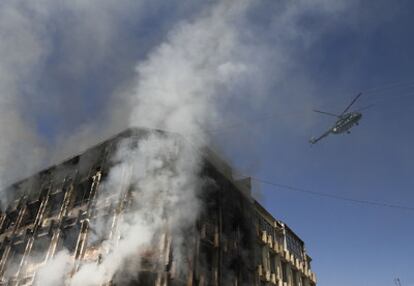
(362, 80, 414, 95)
(248, 175, 414, 212)
(202, 81, 414, 212)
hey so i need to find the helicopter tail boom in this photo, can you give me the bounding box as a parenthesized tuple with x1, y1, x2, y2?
(309, 129, 331, 144)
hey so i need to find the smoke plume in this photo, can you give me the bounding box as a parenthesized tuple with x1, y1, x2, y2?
(37, 1, 255, 285)
(0, 0, 360, 284)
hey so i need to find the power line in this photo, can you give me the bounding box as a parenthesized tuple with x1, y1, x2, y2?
(203, 81, 414, 212)
(248, 176, 414, 212)
(362, 80, 414, 95)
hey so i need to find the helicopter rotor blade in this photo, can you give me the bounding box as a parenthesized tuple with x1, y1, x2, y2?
(313, 110, 340, 117)
(341, 92, 362, 115)
(354, 104, 375, 112)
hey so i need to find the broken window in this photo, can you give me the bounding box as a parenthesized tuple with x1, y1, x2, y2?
(21, 201, 41, 227)
(28, 230, 51, 265)
(1, 209, 19, 233)
(45, 191, 65, 217)
(72, 178, 94, 207)
(83, 213, 113, 262)
(57, 219, 81, 255)
(62, 177, 73, 193)
(87, 214, 113, 247)
(199, 243, 215, 285)
(39, 186, 50, 200)
(4, 236, 27, 278)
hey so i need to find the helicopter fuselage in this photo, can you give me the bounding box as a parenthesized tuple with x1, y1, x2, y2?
(331, 112, 362, 134)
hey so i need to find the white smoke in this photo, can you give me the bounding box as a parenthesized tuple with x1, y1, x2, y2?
(1, 0, 362, 284)
(36, 1, 254, 285)
(71, 134, 201, 285)
(69, 2, 253, 285)
(70, 1, 362, 283)
(0, 0, 207, 192)
(0, 2, 48, 192)
(35, 250, 72, 285)
(129, 0, 252, 138)
(0, 0, 356, 193)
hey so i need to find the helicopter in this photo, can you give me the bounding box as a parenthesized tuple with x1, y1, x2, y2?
(309, 92, 371, 144)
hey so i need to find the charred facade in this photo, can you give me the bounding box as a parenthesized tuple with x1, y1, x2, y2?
(0, 128, 316, 286)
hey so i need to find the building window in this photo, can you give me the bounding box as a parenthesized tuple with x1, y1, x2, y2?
(281, 261, 288, 283)
(286, 232, 304, 261)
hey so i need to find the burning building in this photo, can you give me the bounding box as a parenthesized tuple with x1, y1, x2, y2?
(0, 128, 316, 286)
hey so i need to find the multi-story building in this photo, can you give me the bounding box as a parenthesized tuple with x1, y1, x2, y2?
(254, 203, 317, 286)
(0, 128, 316, 285)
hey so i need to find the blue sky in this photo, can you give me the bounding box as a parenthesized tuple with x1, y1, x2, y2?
(218, 2, 414, 285)
(1, 1, 414, 285)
